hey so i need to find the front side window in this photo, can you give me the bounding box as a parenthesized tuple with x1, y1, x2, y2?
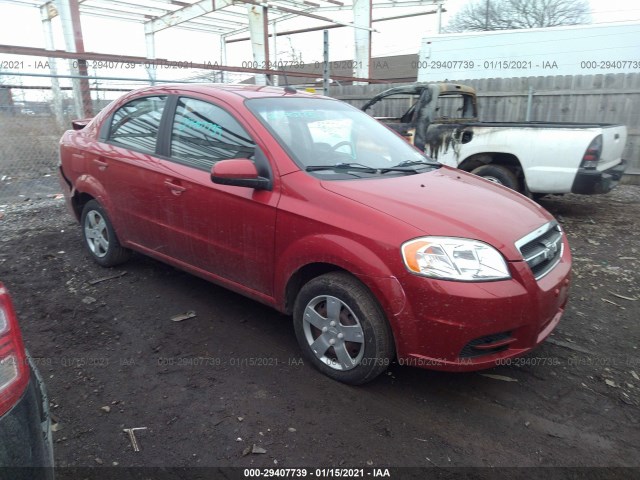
(108, 96, 166, 153)
(171, 98, 255, 170)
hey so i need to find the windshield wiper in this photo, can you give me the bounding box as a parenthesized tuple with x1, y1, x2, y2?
(380, 159, 441, 174)
(306, 162, 378, 174)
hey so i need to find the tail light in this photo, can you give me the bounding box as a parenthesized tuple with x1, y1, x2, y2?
(0, 284, 29, 417)
(580, 135, 602, 169)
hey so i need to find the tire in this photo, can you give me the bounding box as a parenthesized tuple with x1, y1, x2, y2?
(80, 200, 130, 267)
(293, 272, 394, 385)
(471, 164, 520, 192)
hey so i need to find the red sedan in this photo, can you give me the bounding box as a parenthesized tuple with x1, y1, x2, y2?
(59, 84, 571, 384)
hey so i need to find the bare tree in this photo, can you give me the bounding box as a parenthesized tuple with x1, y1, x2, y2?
(445, 0, 591, 32)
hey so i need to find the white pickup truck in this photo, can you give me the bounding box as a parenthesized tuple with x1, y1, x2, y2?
(361, 83, 628, 196)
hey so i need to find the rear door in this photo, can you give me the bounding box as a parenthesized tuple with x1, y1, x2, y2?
(98, 95, 173, 251)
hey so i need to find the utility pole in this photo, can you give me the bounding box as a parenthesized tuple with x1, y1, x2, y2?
(323, 29, 330, 96)
(484, 0, 490, 30)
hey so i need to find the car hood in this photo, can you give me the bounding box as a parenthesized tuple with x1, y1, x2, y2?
(320, 167, 554, 261)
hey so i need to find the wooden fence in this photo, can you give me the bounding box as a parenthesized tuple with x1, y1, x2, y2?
(330, 73, 640, 174)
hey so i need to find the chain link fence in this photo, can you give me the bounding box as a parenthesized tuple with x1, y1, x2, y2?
(1, 84, 113, 203)
(0, 66, 253, 204)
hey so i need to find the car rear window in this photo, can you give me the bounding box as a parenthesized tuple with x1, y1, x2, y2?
(108, 96, 166, 154)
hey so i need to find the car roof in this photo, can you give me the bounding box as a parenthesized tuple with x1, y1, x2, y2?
(129, 83, 326, 101)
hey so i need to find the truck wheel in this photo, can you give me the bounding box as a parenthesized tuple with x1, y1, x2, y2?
(293, 272, 394, 385)
(80, 200, 131, 267)
(471, 164, 520, 192)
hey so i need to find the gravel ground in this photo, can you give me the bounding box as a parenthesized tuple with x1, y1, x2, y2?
(0, 183, 639, 474)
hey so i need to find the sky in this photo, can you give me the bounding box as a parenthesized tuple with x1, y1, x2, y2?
(0, 0, 639, 89)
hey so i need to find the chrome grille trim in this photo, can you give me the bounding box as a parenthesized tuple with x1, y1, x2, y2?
(515, 221, 563, 280)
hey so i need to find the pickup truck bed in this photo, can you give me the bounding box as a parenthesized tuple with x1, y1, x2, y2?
(362, 83, 628, 196)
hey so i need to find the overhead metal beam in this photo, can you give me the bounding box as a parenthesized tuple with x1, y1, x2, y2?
(222, 10, 303, 38)
(314, 1, 438, 11)
(225, 8, 445, 43)
(236, 0, 378, 32)
(76, 5, 150, 22)
(84, 0, 176, 16)
(195, 14, 248, 28)
(0, 44, 389, 83)
(144, 0, 234, 34)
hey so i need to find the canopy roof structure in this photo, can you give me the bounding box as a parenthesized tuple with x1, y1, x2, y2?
(6, 0, 442, 36)
(1, 0, 444, 119)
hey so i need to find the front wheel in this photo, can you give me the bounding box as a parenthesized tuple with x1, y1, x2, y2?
(471, 164, 520, 192)
(80, 200, 131, 267)
(293, 272, 394, 385)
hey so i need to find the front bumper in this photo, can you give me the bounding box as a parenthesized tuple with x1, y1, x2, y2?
(571, 159, 627, 194)
(387, 239, 571, 371)
(0, 359, 54, 478)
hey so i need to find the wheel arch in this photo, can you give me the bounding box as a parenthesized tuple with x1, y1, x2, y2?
(275, 235, 403, 318)
(458, 152, 525, 191)
(70, 176, 123, 235)
(71, 191, 95, 221)
(458, 152, 523, 173)
(284, 262, 349, 315)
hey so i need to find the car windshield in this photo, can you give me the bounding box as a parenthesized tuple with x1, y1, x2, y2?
(245, 97, 436, 177)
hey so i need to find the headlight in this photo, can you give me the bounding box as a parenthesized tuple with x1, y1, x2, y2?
(401, 237, 511, 281)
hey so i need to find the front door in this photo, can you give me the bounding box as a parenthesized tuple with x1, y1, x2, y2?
(155, 96, 279, 296)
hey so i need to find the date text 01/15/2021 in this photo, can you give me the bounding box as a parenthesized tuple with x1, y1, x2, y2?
(243, 468, 391, 477)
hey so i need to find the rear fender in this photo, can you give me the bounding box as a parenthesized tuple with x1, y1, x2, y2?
(71, 175, 122, 235)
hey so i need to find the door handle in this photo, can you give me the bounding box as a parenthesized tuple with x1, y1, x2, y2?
(164, 179, 186, 195)
(93, 158, 108, 171)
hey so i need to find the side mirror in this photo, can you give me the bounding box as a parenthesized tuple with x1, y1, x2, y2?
(211, 159, 272, 190)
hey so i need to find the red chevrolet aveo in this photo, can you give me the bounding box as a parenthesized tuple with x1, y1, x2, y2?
(59, 84, 571, 384)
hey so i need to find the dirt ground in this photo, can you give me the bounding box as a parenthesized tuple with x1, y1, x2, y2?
(1, 181, 639, 472)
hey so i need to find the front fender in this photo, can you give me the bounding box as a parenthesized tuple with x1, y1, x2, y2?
(274, 234, 407, 317)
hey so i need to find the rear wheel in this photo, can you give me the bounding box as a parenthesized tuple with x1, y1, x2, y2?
(293, 272, 394, 385)
(80, 200, 130, 267)
(471, 164, 519, 192)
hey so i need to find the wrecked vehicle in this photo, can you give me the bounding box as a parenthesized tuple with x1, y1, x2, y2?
(362, 83, 627, 196)
(59, 84, 571, 384)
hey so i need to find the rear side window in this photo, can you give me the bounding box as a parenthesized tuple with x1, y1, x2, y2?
(435, 93, 476, 119)
(108, 96, 166, 153)
(170, 97, 255, 170)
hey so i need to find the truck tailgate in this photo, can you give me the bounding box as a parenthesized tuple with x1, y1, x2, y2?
(598, 125, 627, 171)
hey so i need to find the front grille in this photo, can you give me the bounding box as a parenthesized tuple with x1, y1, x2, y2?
(460, 331, 513, 358)
(516, 222, 563, 280)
